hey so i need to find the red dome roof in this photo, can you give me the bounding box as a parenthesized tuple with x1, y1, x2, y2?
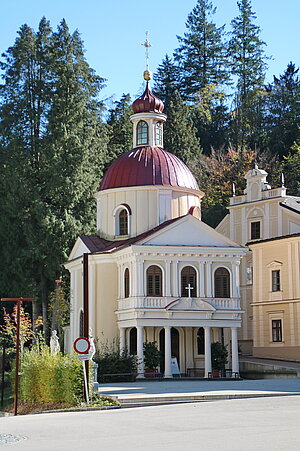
(99, 147, 199, 191)
(132, 83, 164, 114)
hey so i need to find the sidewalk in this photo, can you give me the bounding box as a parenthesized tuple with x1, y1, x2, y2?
(99, 377, 300, 407)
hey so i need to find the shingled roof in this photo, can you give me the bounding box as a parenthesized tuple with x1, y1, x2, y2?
(80, 215, 184, 255)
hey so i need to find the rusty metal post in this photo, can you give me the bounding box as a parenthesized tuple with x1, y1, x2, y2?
(14, 300, 21, 416)
(83, 253, 89, 401)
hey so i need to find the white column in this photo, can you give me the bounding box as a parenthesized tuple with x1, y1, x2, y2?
(136, 326, 144, 378)
(206, 261, 212, 297)
(204, 327, 212, 378)
(136, 259, 144, 296)
(232, 261, 240, 298)
(165, 260, 171, 297)
(119, 327, 126, 355)
(199, 261, 205, 297)
(231, 327, 239, 376)
(164, 326, 172, 378)
(172, 261, 179, 297)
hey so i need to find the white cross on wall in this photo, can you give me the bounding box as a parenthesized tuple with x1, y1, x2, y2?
(185, 283, 194, 298)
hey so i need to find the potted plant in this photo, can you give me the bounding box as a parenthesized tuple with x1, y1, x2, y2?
(143, 341, 161, 377)
(211, 342, 228, 377)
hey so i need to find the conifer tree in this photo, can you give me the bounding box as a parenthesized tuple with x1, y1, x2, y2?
(174, 0, 230, 100)
(228, 0, 268, 148)
(164, 91, 202, 167)
(153, 55, 181, 106)
(106, 93, 132, 163)
(0, 19, 108, 332)
(264, 62, 300, 158)
(191, 84, 229, 154)
(228, 0, 268, 98)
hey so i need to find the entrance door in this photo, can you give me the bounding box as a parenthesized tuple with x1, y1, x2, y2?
(159, 328, 180, 373)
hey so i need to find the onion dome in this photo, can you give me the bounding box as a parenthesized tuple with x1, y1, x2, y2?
(132, 82, 164, 114)
(98, 146, 199, 191)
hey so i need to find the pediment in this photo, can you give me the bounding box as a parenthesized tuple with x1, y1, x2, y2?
(139, 215, 242, 248)
(267, 260, 283, 268)
(68, 237, 90, 261)
(166, 298, 216, 311)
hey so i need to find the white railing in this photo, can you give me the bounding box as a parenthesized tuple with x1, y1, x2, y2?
(262, 187, 286, 199)
(230, 195, 246, 205)
(117, 296, 241, 311)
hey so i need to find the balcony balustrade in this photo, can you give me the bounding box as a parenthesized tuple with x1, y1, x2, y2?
(117, 296, 241, 311)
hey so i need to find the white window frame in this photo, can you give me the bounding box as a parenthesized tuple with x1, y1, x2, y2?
(113, 204, 131, 238)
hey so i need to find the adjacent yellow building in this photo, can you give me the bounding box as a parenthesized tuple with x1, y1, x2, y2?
(250, 234, 300, 359)
(217, 167, 300, 359)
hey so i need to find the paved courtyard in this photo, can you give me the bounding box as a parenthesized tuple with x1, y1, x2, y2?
(1, 394, 300, 450)
(99, 377, 300, 403)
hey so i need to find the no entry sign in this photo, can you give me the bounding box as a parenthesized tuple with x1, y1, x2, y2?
(73, 337, 90, 354)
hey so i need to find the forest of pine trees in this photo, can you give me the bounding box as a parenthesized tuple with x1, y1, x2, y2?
(0, 0, 299, 327)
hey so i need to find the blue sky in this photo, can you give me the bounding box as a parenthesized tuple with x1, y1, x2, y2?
(1, 0, 299, 104)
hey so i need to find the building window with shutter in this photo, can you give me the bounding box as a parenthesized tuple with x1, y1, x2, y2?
(155, 122, 162, 146)
(272, 319, 282, 342)
(250, 221, 261, 240)
(272, 270, 280, 291)
(147, 265, 162, 296)
(119, 209, 128, 236)
(124, 268, 130, 298)
(197, 327, 205, 355)
(181, 266, 197, 297)
(214, 267, 230, 298)
(137, 120, 148, 145)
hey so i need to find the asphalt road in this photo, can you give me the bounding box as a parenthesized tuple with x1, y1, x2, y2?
(1, 396, 300, 450)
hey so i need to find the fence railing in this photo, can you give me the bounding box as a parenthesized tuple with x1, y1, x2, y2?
(117, 296, 241, 311)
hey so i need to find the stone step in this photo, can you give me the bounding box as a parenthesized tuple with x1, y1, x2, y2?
(117, 391, 300, 408)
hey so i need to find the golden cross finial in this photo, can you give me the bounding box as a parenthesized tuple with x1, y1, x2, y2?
(141, 31, 152, 71)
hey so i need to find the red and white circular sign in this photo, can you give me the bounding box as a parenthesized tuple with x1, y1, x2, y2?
(73, 337, 90, 354)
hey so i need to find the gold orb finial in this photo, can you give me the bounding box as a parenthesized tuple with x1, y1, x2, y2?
(143, 70, 152, 81)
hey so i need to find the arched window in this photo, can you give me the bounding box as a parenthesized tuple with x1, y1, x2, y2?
(155, 122, 162, 146)
(124, 268, 130, 298)
(114, 204, 131, 237)
(129, 328, 137, 355)
(147, 265, 162, 296)
(119, 209, 128, 235)
(79, 310, 84, 337)
(214, 267, 230, 298)
(137, 120, 148, 145)
(181, 266, 197, 297)
(197, 327, 205, 355)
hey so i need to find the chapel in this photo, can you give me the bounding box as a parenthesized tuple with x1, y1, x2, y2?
(65, 69, 247, 378)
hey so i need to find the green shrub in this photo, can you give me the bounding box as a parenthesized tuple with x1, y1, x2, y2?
(211, 342, 228, 370)
(94, 341, 137, 382)
(20, 344, 83, 405)
(143, 341, 161, 370)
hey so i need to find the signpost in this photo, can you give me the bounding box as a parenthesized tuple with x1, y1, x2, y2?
(73, 337, 90, 404)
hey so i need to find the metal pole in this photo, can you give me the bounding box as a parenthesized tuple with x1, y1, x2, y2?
(83, 253, 89, 401)
(82, 361, 89, 405)
(14, 300, 21, 416)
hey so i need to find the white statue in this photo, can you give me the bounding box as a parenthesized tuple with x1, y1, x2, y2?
(89, 328, 96, 359)
(50, 330, 60, 354)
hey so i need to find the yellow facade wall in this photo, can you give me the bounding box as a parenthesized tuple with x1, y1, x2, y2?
(94, 262, 119, 345)
(250, 236, 300, 360)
